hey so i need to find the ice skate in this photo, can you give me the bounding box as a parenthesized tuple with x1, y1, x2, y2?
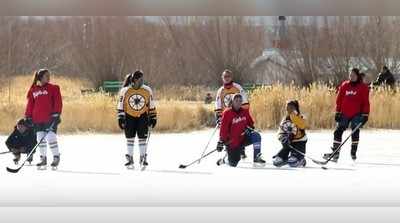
(125, 154, 134, 169)
(13, 153, 21, 165)
(140, 154, 148, 171)
(288, 156, 306, 168)
(51, 155, 60, 170)
(273, 156, 287, 167)
(253, 154, 266, 167)
(36, 156, 47, 170)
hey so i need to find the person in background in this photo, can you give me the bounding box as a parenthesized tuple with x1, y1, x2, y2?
(372, 66, 395, 89)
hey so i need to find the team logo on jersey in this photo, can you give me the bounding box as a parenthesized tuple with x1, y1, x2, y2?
(280, 120, 297, 134)
(223, 93, 234, 107)
(345, 90, 357, 96)
(128, 94, 146, 111)
(33, 90, 48, 98)
(232, 116, 246, 124)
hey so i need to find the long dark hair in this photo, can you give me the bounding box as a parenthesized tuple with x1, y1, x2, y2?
(287, 100, 300, 114)
(31, 69, 49, 87)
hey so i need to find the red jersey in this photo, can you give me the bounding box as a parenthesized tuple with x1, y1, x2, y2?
(25, 83, 63, 124)
(336, 80, 370, 119)
(219, 108, 254, 149)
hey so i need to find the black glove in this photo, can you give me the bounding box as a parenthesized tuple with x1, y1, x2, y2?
(118, 115, 125, 130)
(215, 112, 222, 125)
(361, 114, 369, 126)
(149, 115, 157, 128)
(335, 112, 342, 123)
(51, 113, 61, 125)
(48, 113, 61, 131)
(24, 117, 34, 128)
(216, 140, 225, 152)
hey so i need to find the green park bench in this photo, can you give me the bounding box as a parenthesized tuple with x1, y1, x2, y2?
(100, 80, 123, 94)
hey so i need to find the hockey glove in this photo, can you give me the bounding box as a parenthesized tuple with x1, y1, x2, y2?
(51, 113, 61, 125)
(149, 115, 157, 128)
(334, 112, 342, 123)
(216, 140, 225, 152)
(118, 116, 125, 130)
(215, 112, 222, 125)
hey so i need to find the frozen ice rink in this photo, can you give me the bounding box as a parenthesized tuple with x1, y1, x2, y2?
(0, 129, 399, 206)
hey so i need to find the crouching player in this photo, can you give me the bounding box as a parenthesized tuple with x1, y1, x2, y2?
(273, 100, 307, 168)
(5, 119, 37, 165)
(216, 93, 265, 167)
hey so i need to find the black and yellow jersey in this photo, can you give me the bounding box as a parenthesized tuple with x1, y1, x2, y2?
(278, 113, 307, 142)
(117, 84, 156, 118)
(215, 82, 249, 115)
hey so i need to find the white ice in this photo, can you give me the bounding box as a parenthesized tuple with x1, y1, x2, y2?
(0, 129, 399, 206)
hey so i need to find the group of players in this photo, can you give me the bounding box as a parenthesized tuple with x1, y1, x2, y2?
(4, 67, 370, 170)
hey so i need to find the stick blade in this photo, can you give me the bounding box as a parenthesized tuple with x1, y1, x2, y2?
(178, 164, 187, 169)
(312, 159, 327, 165)
(6, 166, 21, 173)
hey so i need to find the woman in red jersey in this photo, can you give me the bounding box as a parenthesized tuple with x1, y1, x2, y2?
(25, 69, 63, 170)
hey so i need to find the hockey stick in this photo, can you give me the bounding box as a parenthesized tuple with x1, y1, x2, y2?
(6, 122, 55, 173)
(198, 124, 219, 164)
(316, 122, 363, 165)
(179, 148, 218, 169)
(0, 151, 12, 155)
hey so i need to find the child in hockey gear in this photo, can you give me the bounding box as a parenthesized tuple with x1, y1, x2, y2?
(5, 119, 37, 164)
(215, 69, 249, 159)
(117, 70, 157, 169)
(273, 100, 307, 168)
(25, 69, 62, 170)
(324, 68, 370, 162)
(217, 93, 265, 167)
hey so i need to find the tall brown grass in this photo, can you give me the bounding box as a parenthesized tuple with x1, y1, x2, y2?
(250, 83, 400, 129)
(0, 75, 214, 134)
(1, 75, 399, 134)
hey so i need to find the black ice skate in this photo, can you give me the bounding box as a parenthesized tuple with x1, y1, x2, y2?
(288, 156, 306, 168)
(253, 154, 266, 167)
(140, 154, 148, 171)
(36, 156, 47, 170)
(125, 154, 134, 169)
(216, 157, 226, 166)
(13, 153, 21, 165)
(323, 151, 339, 163)
(51, 155, 60, 170)
(273, 156, 287, 167)
(351, 148, 357, 161)
(240, 150, 247, 160)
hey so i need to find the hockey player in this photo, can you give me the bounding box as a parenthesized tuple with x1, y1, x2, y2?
(324, 68, 370, 162)
(5, 119, 37, 165)
(273, 100, 307, 168)
(117, 70, 157, 169)
(216, 93, 265, 167)
(25, 69, 63, 170)
(215, 69, 249, 159)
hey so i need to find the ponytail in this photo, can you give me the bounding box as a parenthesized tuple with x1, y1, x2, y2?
(122, 73, 132, 87)
(31, 69, 49, 87)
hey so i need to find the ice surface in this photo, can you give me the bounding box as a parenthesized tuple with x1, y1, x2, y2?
(0, 129, 399, 206)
